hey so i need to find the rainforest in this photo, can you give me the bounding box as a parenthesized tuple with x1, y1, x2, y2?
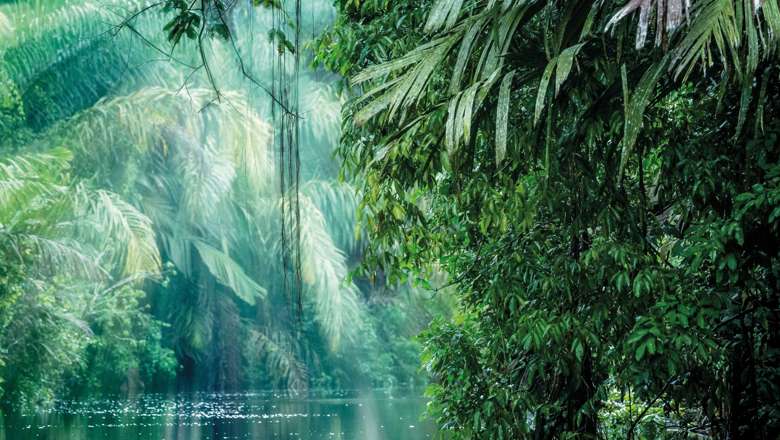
(1, 0, 780, 438)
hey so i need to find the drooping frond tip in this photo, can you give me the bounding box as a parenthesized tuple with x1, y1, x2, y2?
(296, 195, 363, 350)
(607, 0, 771, 49)
(193, 240, 267, 305)
(606, 0, 691, 48)
(0, 11, 13, 37)
(0, 148, 71, 208)
(86, 190, 162, 276)
(425, 0, 466, 33)
(249, 329, 308, 392)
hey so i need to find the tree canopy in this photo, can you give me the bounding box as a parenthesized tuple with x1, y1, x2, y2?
(313, 0, 780, 438)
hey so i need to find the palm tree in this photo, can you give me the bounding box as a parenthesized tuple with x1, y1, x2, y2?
(352, 0, 780, 168)
(1, 0, 434, 395)
(0, 148, 160, 281)
(0, 146, 162, 402)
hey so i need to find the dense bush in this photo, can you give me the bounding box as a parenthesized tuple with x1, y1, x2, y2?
(316, 0, 780, 438)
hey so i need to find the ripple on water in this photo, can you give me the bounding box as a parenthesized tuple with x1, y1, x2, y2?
(1, 390, 440, 440)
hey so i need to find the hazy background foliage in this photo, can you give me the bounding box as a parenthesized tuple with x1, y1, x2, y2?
(0, 0, 453, 408)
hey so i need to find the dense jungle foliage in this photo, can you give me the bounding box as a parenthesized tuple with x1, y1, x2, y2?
(3, 0, 780, 438)
(312, 0, 780, 438)
(0, 0, 452, 410)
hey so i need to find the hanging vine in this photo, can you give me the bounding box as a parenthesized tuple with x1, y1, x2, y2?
(113, 0, 304, 314)
(271, 0, 303, 318)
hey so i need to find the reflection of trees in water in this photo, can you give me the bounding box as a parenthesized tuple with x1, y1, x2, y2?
(211, 417, 243, 439)
(0, 392, 441, 439)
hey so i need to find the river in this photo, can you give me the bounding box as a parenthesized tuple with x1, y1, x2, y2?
(0, 389, 440, 439)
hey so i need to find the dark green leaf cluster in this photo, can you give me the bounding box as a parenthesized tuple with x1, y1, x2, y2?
(162, 0, 202, 43)
(160, 0, 286, 45)
(318, 0, 780, 438)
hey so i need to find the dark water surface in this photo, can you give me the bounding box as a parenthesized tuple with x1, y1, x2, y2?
(0, 390, 439, 440)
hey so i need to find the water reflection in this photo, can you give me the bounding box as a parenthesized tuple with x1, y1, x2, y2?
(0, 390, 438, 439)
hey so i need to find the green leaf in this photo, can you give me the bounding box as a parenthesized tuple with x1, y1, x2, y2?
(620, 56, 668, 176)
(193, 240, 266, 305)
(534, 58, 557, 126)
(425, 0, 466, 33)
(555, 43, 584, 95)
(450, 17, 488, 94)
(211, 23, 230, 39)
(726, 254, 737, 270)
(635, 342, 646, 361)
(495, 70, 515, 165)
(573, 339, 584, 361)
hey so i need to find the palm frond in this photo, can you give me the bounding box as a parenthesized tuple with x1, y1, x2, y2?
(50, 86, 274, 201)
(301, 180, 362, 257)
(352, 32, 461, 125)
(248, 328, 308, 392)
(170, 286, 214, 357)
(47, 87, 175, 159)
(0, 1, 145, 128)
(670, 0, 742, 80)
(300, 82, 343, 146)
(607, 0, 779, 81)
(193, 239, 267, 305)
(620, 57, 669, 175)
(176, 137, 236, 225)
(0, 146, 72, 181)
(1, 1, 113, 87)
(199, 93, 274, 195)
(352, 1, 534, 149)
(446, 67, 500, 154)
(295, 194, 363, 350)
(0, 148, 71, 215)
(0, 10, 13, 38)
(354, 0, 780, 172)
(425, 0, 467, 33)
(0, 148, 111, 280)
(18, 234, 107, 280)
(495, 69, 515, 165)
(44, 87, 218, 177)
(80, 189, 161, 276)
(606, 0, 689, 48)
